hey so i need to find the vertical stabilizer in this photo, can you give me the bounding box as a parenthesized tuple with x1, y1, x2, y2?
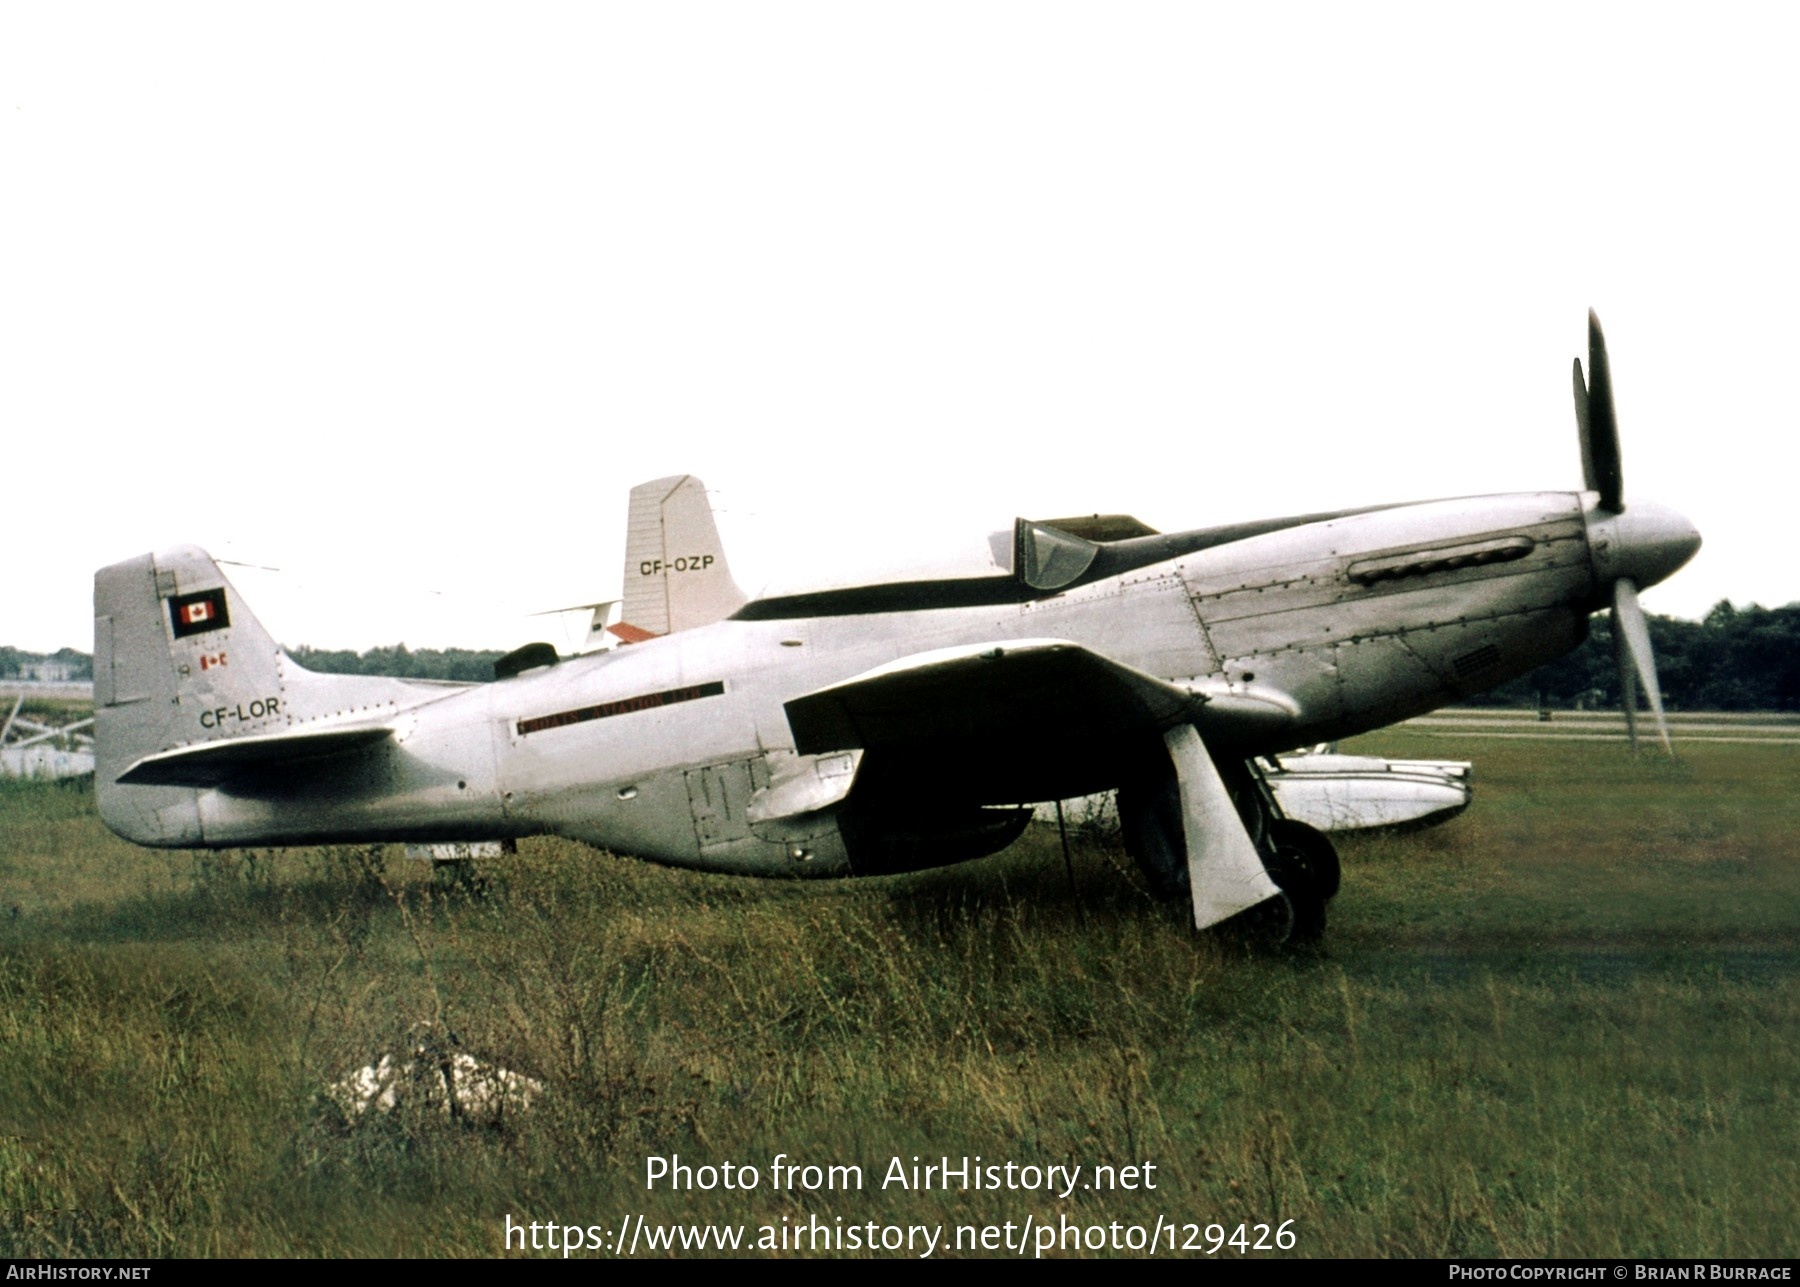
(95, 547, 292, 843)
(93, 546, 451, 845)
(617, 475, 746, 638)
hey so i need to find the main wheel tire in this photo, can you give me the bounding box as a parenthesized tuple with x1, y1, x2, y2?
(1118, 770, 1187, 900)
(1268, 818, 1341, 902)
(1237, 850, 1326, 947)
(1118, 757, 1333, 946)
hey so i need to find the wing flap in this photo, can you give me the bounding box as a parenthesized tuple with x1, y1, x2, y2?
(117, 726, 393, 788)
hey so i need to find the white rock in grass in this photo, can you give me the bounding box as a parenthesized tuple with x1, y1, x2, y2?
(330, 1027, 541, 1121)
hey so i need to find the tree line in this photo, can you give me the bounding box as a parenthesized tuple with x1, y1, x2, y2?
(285, 644, 508, 684)
(1476, 601, 1800, 711)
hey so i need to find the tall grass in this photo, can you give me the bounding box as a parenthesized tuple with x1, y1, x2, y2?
(0, 736, 1795, 1257)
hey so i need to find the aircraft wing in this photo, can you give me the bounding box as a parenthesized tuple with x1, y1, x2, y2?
(116, 725, 394, 788)
(784, 638, 1200, 803)
(784, 638, 1289, 929)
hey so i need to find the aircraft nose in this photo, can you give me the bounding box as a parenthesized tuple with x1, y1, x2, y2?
(1585, 499, 1702, 591)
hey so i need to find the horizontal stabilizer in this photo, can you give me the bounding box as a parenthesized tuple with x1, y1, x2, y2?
(118, 725, 393, 788)
(531, 599, 618, 619)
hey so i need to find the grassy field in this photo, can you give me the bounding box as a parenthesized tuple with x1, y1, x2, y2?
(1, 731, 1795, 1258)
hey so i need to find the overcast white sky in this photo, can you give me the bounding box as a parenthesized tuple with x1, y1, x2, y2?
(4, 4, 1795, 654)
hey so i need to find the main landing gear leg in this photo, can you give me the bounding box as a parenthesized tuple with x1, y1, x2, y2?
(1118, 729, 1336, 946)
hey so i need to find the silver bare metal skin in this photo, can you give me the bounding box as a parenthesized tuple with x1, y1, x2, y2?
(94, 326, 1701, 945)
(94, 491, 1696, 912)
(1583, 499, 1703, 595)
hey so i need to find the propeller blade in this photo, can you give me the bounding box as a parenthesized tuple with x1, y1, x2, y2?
(1612, 577, 1672, 754)
(1573, 358, 1594, 484)
(1614, 614, 1640, 750)
(1581, 310, 1624, 512)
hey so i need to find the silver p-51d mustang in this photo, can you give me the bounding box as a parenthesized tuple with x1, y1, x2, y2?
(94, 315, 1699, 942)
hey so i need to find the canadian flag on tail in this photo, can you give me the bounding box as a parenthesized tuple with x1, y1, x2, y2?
(169, 588, 231, 639)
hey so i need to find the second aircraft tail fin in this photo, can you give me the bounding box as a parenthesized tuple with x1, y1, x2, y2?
(616, 475, 747, 638)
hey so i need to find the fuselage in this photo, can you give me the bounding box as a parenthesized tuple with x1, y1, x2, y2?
(161, 488, 1698, 878)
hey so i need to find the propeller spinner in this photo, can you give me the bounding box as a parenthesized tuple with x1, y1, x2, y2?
(1574, 312, 1701, 752)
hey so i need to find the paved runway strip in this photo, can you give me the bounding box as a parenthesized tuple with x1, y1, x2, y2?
(1399, 709, 1800, 744)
